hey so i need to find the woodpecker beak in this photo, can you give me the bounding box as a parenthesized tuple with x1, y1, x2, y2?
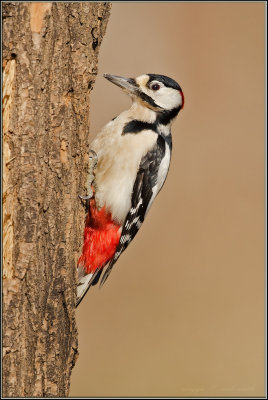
(103, 74, 138, 96)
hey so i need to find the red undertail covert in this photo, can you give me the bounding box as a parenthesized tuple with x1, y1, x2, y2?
(78, 198, 121, 274)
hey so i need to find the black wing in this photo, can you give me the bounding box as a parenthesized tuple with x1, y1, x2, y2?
(100, 135, 167, 286)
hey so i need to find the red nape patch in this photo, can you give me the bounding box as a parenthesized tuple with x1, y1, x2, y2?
(77, 199, 121, 274)
(179, 89, 185, 109)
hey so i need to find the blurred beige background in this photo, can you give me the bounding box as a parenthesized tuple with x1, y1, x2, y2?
(70, 3, 265, 397)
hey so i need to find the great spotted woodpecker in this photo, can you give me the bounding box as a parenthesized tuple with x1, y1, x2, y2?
(76, 73, 184, 306)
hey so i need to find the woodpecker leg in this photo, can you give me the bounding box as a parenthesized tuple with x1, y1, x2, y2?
(79, 150, 98, 200)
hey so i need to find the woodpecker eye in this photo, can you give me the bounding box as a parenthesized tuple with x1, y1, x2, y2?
(150, 83, 161, 91)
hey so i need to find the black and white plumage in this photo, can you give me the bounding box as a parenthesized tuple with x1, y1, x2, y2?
(100, 134, 168, 286)
(76, 73, 184, 304)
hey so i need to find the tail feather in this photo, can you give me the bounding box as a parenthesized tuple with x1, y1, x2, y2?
(76, 267, 101, 307)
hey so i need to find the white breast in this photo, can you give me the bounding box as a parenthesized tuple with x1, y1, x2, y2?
(91, 114, 157, 224)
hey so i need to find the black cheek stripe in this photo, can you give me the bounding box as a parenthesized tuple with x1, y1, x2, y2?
(139, 92, 161, 109)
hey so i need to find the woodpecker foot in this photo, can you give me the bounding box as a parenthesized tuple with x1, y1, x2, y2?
(78, 194, 92, 200)
(79, 149, 98, 201)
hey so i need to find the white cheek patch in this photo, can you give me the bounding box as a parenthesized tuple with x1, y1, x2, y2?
(153, 87, 182, 110)
(135, 75, 183, 111)
(137, 81, 182, 111)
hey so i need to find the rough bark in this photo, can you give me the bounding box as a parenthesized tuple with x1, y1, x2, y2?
(2, 2, 111, 397)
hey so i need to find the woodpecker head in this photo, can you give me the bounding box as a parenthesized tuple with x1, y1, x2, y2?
(104, 73, 184, 115)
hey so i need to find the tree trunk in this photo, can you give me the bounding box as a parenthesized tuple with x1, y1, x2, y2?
(2, 2, 111, 397)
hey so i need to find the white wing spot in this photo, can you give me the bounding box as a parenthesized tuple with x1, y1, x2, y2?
(130, 198, 143, 215)
(126, 216, 141, 229)
(121, 234, 131, 244)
